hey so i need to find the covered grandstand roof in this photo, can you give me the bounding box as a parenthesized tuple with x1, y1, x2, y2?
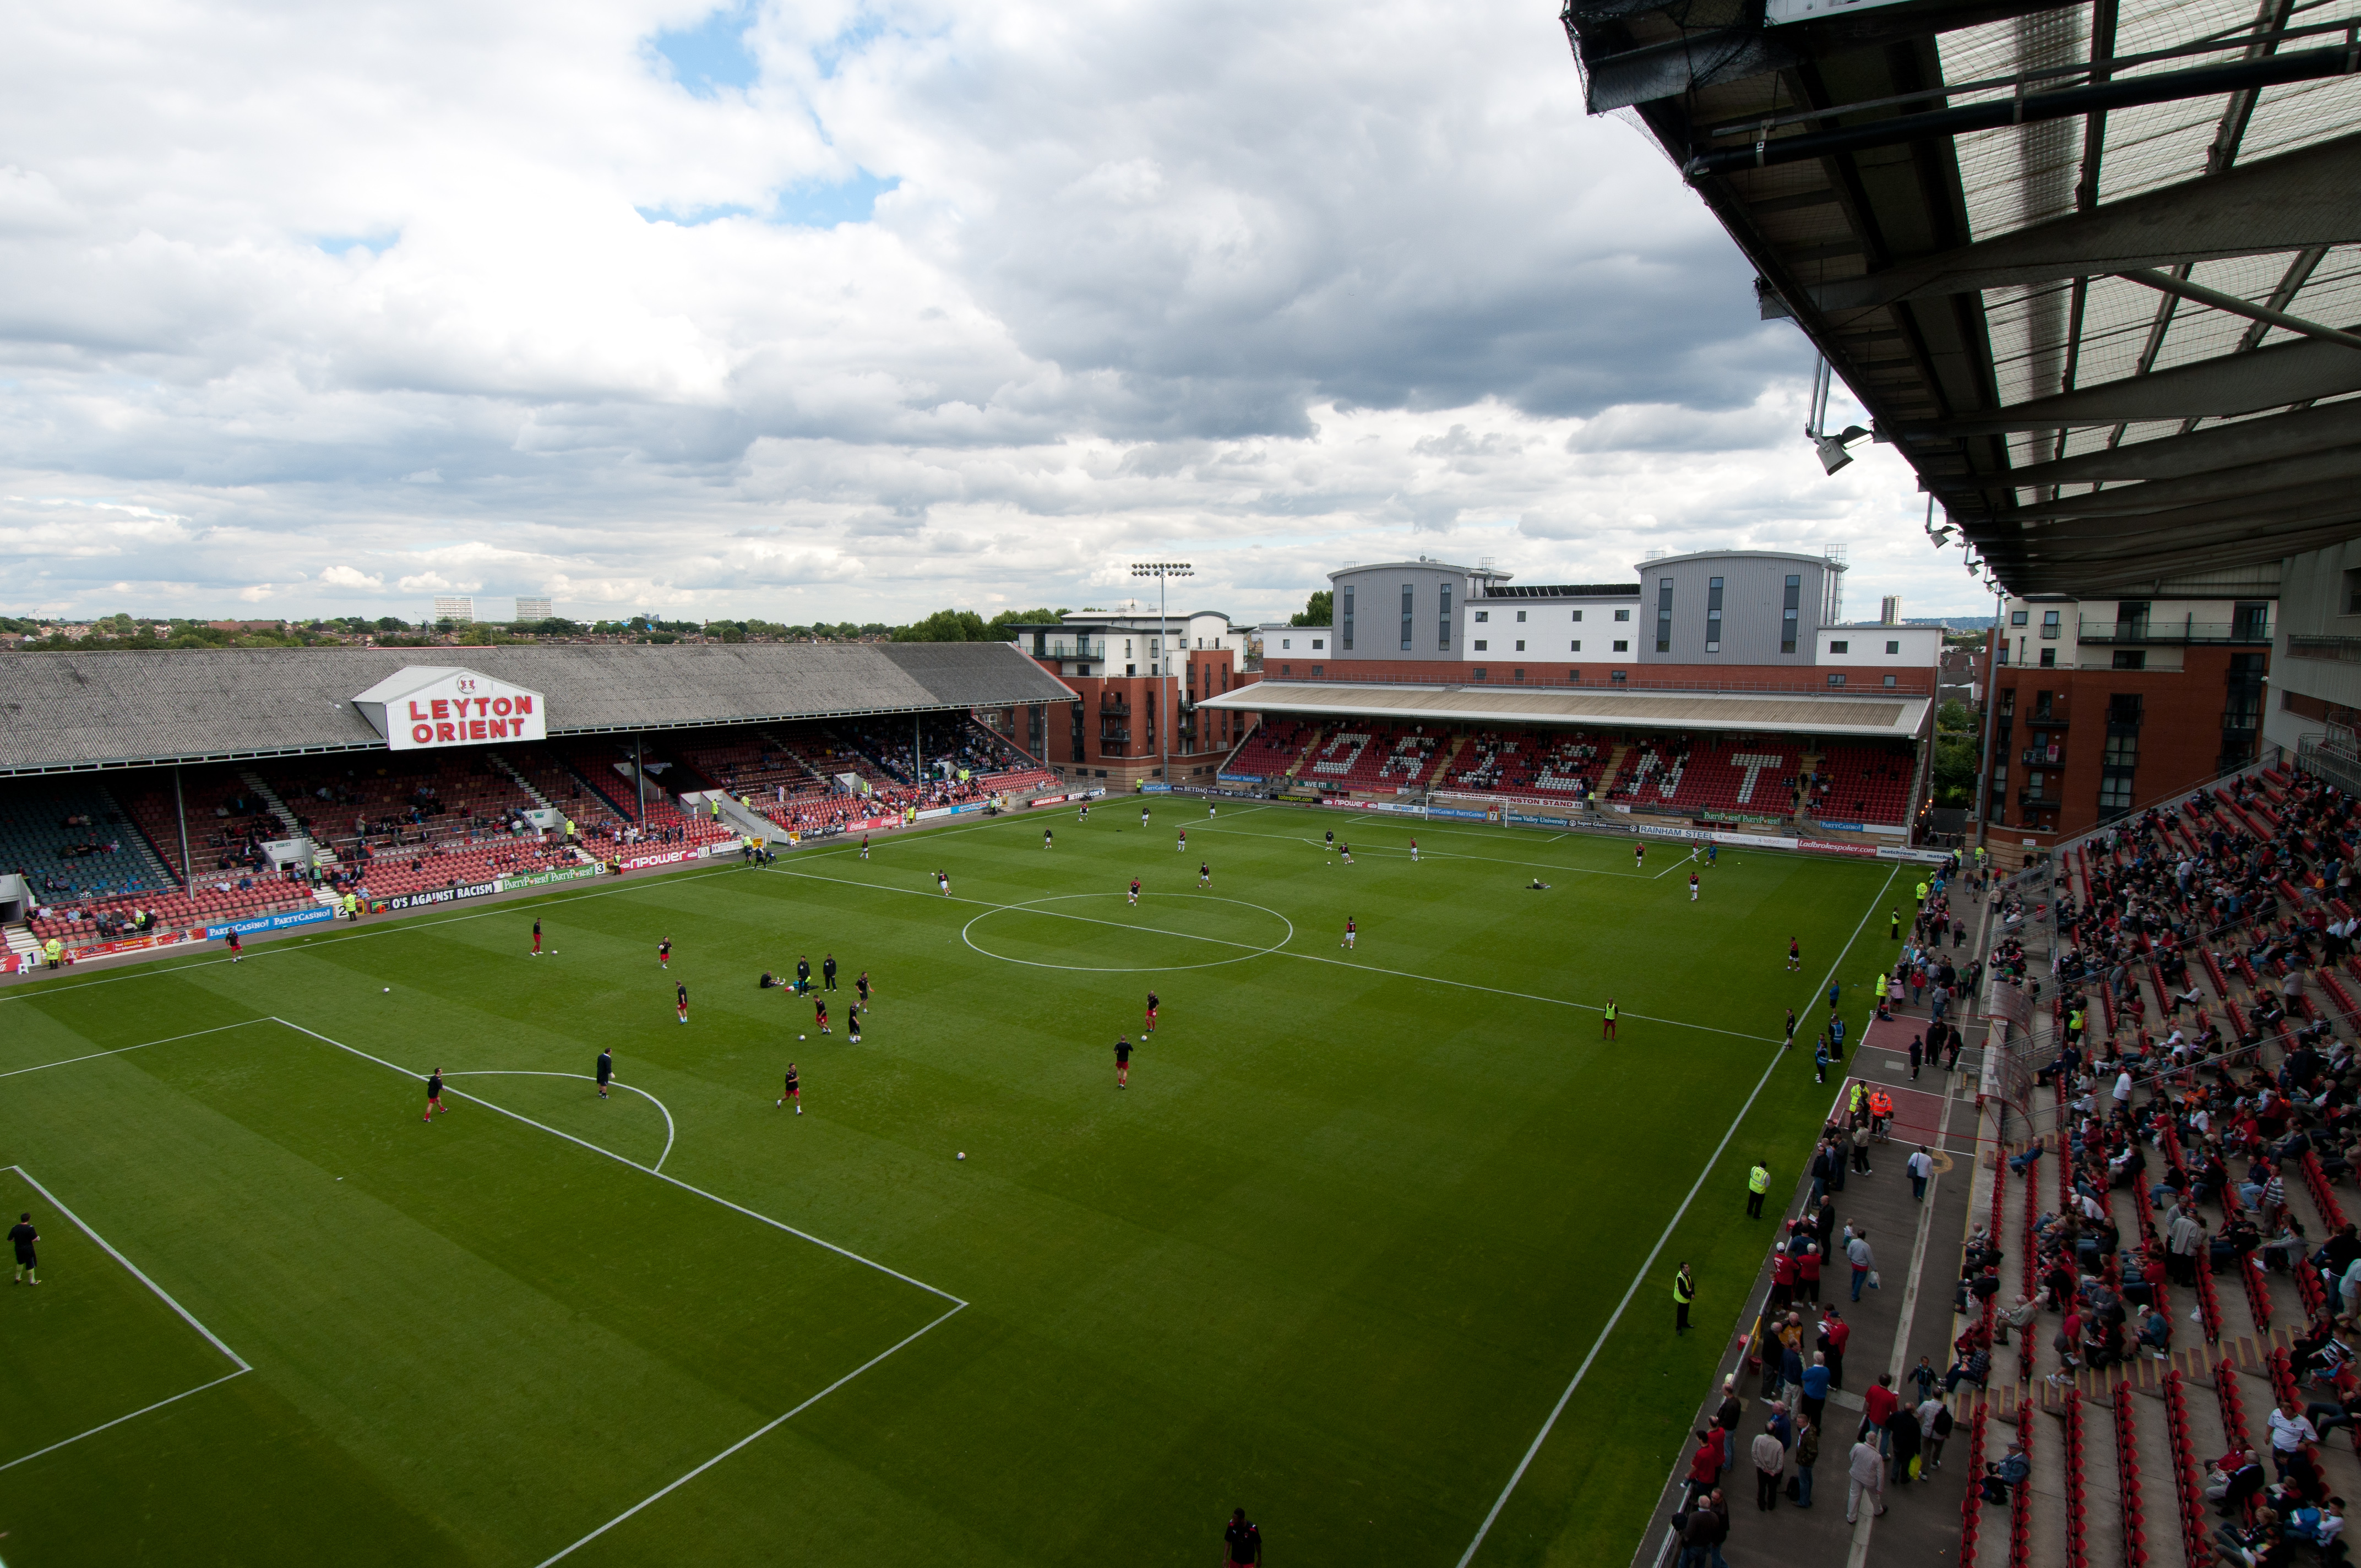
(0, 641, 1075, 775)
(1562, 0, 2361, 593)
(1195, 679, 1928, 738)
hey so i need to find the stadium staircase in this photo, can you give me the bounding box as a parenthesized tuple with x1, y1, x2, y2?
(1961, 805, 2361, 1568)
(1593, 741, 1631, 795)
(486, 750, 552, 811)
(4, 923, 39, 965)
(238, 765, 348, 884)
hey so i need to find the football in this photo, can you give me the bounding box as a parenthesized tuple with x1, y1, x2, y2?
(799, 1033, 807, 1040)
(958, 1152, 966, 1160)
(382, 987, 390, 993)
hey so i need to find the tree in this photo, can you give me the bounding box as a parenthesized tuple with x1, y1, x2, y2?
(1931, 700, 1982, 808)
(986, 607, 1064, 639)
(1291, 590, 1332, 628)
(893, 609, 991, 642)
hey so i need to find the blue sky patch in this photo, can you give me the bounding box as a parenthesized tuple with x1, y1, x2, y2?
(813, 14, 886, 79)
(315, 233, 398, 256)
(651, 5, 758, 99)
(635, 203, 755, 228)
(773, 171, 899, 227)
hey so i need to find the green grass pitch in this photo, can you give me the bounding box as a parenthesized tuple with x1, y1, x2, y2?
(0, 801, 1904, 1566)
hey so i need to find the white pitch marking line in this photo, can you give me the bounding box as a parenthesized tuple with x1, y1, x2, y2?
(268, 1019, 963, 1307)
(6, 1164, 252, 1373)
(1455, 864, 1899, 1566)
(0, 1019, 268, 1080)
(529, 1300, 967, 1567)
(766, 862, 1787, 1044)
(0, 1164, 255, 1474)
(440, 1071, 678, 1173)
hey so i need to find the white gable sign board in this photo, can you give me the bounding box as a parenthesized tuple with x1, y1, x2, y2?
(353, 666, 548, 752)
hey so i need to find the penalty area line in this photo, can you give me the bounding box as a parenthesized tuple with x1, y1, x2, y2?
(530, 1300, 967, 1567)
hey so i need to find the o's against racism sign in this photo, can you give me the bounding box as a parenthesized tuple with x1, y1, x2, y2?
(352, 666, 550, 752)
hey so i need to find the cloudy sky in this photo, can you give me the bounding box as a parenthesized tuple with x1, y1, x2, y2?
(0, 0, 1978, 627)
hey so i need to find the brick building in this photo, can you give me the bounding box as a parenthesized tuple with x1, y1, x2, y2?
(1987, 591, 2272, 844)
(1011, 609, 1263, 788)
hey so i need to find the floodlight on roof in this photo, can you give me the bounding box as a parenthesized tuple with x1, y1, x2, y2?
(1814, 426, 1870, 475)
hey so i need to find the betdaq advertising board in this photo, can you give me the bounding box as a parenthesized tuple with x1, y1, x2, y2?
(352, 666, 549, 753)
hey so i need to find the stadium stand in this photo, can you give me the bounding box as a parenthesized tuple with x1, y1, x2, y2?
(1807, 744, 1918, 827)
(0, 777, 171, 901)
(1223, 721, 1318, 780)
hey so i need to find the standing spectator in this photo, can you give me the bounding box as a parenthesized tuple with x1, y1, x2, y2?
(1820, 1306, 1851, 1390)
(1885, 1394, 1923, 1483)
(1908, 1145, 1935, 1202)
(1678, 1489, 1729, 1568)
(1848, 1229, 1876, 1300)
(1751, 1422, 1787, 1511)
(1683, 1429, 1727, 1509)
(1747, 1160, 1770, 1219)
(1921, 1393, 1953, 1472)
(2268, 1397, 2320, 1480)
(1799, 1352, 1831, 1428)
(1846, 1435, 1890, 1523)
(1674, 1262, 1696, 1335)
(1793, 1416, 1821, 1509)
(1862, 1374, 1900, 1459)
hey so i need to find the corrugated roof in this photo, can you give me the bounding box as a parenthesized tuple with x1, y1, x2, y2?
(0, 642, 1075, 775)
(1197, 680, 1927, 738)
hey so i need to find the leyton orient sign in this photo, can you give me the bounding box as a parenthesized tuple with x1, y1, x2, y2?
(352, 666, 548, 752)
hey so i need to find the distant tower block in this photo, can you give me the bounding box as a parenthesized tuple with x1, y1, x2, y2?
(432, 595, 475, 623)
(1880, 596, 1901, 625)
(515, 597, 552, 623)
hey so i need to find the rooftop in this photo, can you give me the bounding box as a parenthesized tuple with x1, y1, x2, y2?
(1195, 678, 1927, 739)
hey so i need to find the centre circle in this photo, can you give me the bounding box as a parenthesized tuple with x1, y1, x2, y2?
(961, 892, 1295, 973)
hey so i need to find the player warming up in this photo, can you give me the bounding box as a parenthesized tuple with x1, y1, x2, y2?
(858, 834, 871, 860)
(815, 998, 830, 1035)
(1176, 827, 1186, 852)
(658, 938, 672, 970)
(1199, 860, 1211, 888)
(424, 1067, 448, 1121)
(1341, 916, 1357, 950)
(596, 1047, 613, 1099)
(847, 1004, 862, 1043)
(1602, 998, 1619, 1040)
(1634, 842, 1645, 869)
(1787, 937, 1802, 972)
(1409, 837, 1419, 862)
(675, 981, 690, 1025)
(857, 970, 873, 1008)
(531, 918, 542, 956)
(1689, 871, 1701, 902)
(1114, 1035, 1133, 1088)
(936, 869, 951, 895)
(1340, 841, 1353, 864)
(1145, 990, 1160, 1033)
(1128, 877, 1141, 907)
(226, 930, 243, 962)
(1140, 804, 1150, 827)
(1045, 826, 1054, 848)
(9, 1213, 38, 1286)
(779, 1063, 801, 1113)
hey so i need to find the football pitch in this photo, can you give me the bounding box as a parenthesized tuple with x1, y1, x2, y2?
(0, 801, 1903, 1566)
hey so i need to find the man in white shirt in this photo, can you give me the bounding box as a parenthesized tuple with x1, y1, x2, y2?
(1907, 1146, 1935, 1203)
(2113, 1068, 2134, 1110)
(2268, 1397, 2319, 1479)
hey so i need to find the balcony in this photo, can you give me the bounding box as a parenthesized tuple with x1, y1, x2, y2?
(2018, 788, 2063, 809)
(2077, 616, 2271, 645)
(2021, 711, 2070, 729)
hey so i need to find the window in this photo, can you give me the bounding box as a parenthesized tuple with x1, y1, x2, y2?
(1516, 609, 1527, 623)
(2110, 649, 2145, 670)
(1281, 638, 1291, 650)
(1570, 640, 1582, 652)
(1474, 639, 1488, 651)
(1312, 638, 1325, 650)
(1475, 610, 1489, 623)
(1885, 640, 1899, 654)
(1614, 608, 1630, 622)
(2039, 648, 2057, 668)
(1127, 664, 1137, 676)
(1828, 640, 1849, 654)
(1124, 639, 1133, 656)
(1438, 582, 1452, 650)
(2233, 600, 2270, 640)
(1655, 578, 1673, 653)
(1705, 576, 1723, 653)
(1472, 667, 1486, 680)
(1515, 639, 1525, 651)
(2041, 609, 2061, 639)
(2000, 688, 2015, 716)
(2010, 609, 2028, 626)
(1400, 584, 1413, 651)
(1310, 665, 1322, 678)
(1781, 574, 1800, 654)
(1571, 609, 1583, 622)
(1883, 674, 1896, 687)
(1341, 585, 1354, 651)
(1827, 673, 1846, 686)
(2344, 570, 2361, 615)
(1612, 639, 1629, 653)
(1611, 669, 1626, 683)
(1513, 668, 1525, 682)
